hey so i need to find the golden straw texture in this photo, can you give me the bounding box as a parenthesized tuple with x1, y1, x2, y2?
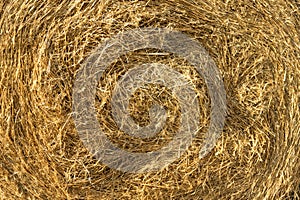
(0, 0, 299, 199)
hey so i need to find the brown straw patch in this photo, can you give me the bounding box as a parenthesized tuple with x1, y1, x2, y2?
(0, 0, 299, 199)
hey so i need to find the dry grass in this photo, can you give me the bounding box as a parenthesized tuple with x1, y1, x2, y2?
(0, 0, 299, 199)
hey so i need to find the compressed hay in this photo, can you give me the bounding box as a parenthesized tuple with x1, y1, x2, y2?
(0, 0, 299, 199)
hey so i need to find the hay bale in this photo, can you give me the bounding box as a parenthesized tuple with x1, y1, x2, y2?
(0, 0, 299, 199)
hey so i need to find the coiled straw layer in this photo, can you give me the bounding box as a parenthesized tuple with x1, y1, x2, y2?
(0, 0, 299, 199)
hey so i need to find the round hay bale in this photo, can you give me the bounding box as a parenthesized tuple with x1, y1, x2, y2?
(0, 0, 299, 199)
